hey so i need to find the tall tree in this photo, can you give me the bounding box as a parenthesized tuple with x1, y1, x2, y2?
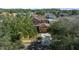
(0, 12, 37, 49)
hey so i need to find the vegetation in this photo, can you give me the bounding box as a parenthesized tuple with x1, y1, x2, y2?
(0, 8, 79, 15)
(49, 17, 79, 50)
(0, 8, 79, 50)
(32, 9, 79, 17)
(0, 12, 37, 49)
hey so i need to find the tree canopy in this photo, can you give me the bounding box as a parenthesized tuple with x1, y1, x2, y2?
(0, 12, 37, 49)
(48, 17, 79, 50)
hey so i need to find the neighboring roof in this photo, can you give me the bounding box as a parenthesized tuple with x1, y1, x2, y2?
(32, 13, 47, 21)
(45, 13, 56, 19)
(34, 23, 50, 27)
(59, 13, 69, 16)
(32, 13, 50, 26)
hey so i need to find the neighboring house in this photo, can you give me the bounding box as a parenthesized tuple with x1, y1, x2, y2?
(32, 13, 50, 33)
(11, 13, 17, 17)
(2, 12, 7, 16)
(59, 13, 69, 17)
(0, 12, 17, 17)
(45, 13, 57, 23)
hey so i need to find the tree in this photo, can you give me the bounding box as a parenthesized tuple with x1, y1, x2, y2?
(0, 12, 37, 50)
(48, 17, 79, 50)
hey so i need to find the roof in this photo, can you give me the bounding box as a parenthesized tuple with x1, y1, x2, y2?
(34, 23, 50, 27)
(32, 13, 47, 21)
(32, 13, 49, 25)
(45, 13, 56, 19)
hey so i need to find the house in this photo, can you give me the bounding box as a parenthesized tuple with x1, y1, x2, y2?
(38, 23, 50, 33)
(12, 13, 17, 17)
(45, 13, 57, 23)
(0, 12, 17, 17)
(2, 12, 7, 16)
(59, 13, 69, 17)
(32, 13, 50, 33)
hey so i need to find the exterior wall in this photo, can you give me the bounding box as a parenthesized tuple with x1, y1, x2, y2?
(39, 25, 49, 33)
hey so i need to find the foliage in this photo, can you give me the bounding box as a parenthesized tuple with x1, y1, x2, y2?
(0, 8, 79, 16)
(49, 17, 79, 50)
(0, 13, 37, 49)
